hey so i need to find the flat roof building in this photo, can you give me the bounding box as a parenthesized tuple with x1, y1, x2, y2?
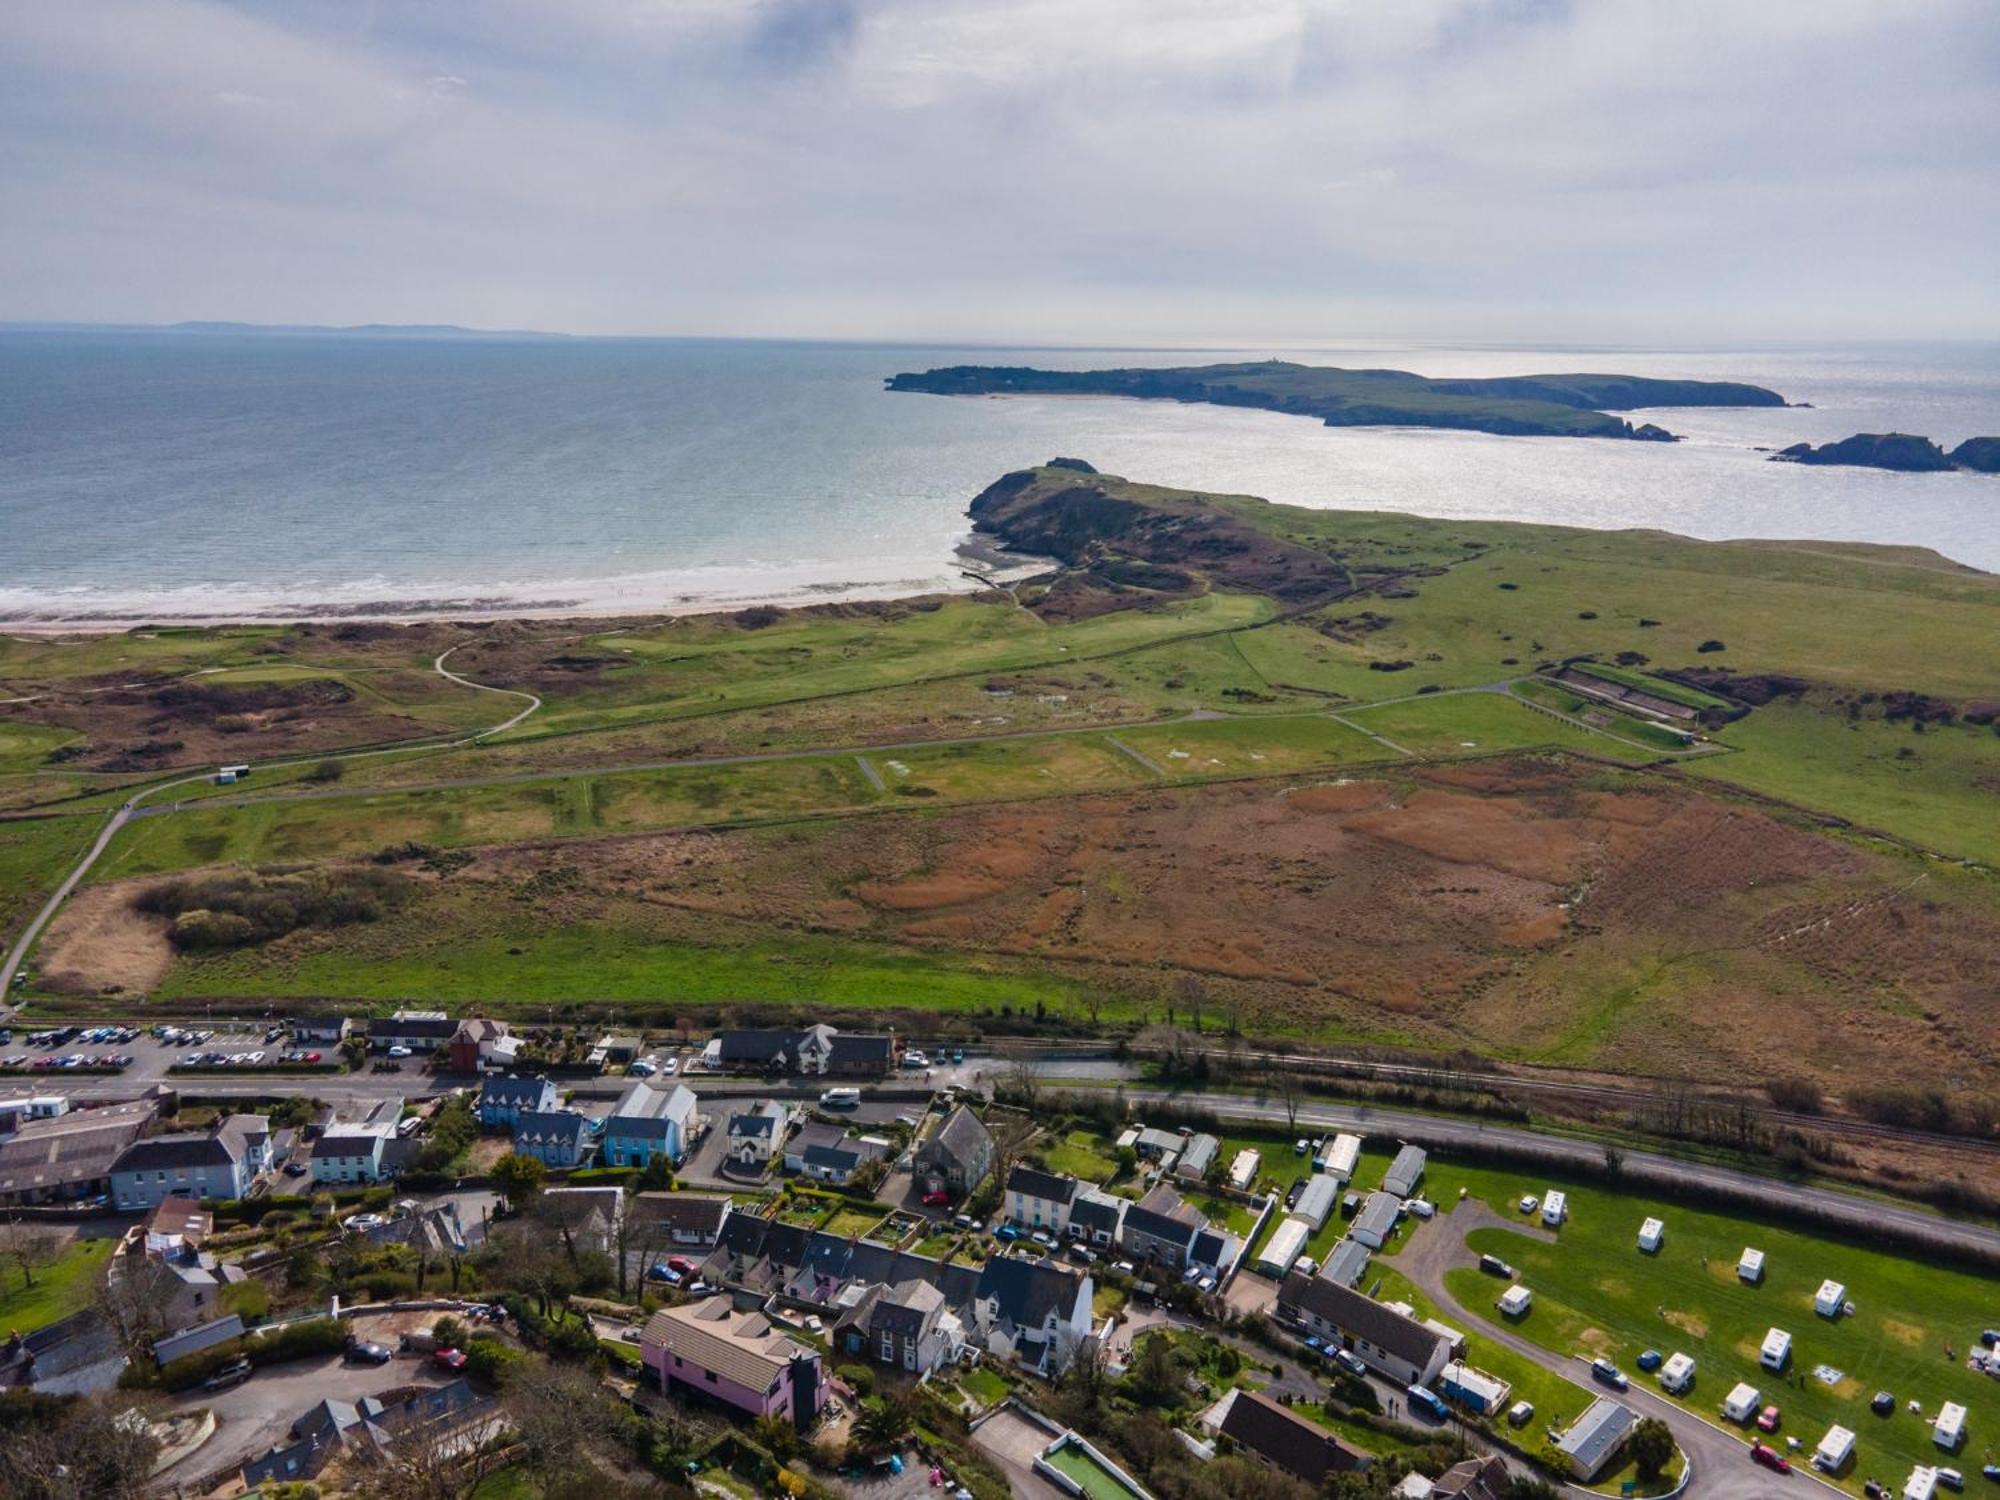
(1555, 1397, 1635, 1482)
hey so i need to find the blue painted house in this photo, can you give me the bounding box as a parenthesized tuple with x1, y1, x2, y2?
(478, 1074, 559, 1130)
(601, 1080, 701, 1168)
(512, 1109, 593, 1169)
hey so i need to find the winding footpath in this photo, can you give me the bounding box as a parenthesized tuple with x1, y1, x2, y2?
(0, 646, 540, 1008)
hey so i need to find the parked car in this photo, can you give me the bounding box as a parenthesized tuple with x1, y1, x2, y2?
(1756, 1405, 1782, 1433)
(1478, 1254, 1515, 1278)
(1590, 1358, 1629, 1390)
(1406, 1385, 1449, 1422)
(1518, 1195, 1539, 1214)
(1636, 1349, 1663, 1372)
(1333, 1349, 1369, 1379)
(203, 1358, 255, 1393)
(283, 1161, 308, 1176)
(1864, 1481, 1887, 1498)
(1507, 1400, 1535, 1428)
(1872, 1390, 1895, 1415)
(666, 1256, 699, 1277)
(1935, 1469, 1962, 1492)
(1750, 1442, 1791, 1474)
(1979, 1464, 2000, 1483)
(659, 1057, 679, 1074)
(994, 1224, 1021, 1241)
(1294, 1138, 1309, 1155)
(921, 1190, 951, 1207)
(433, 1347, 468, 1372)
(387, 1045, 412, 1058)
(347, 1340, 392, 1364)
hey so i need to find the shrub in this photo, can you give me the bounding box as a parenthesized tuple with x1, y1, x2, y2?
(836, 1363, 875, 1396)
(305, 760, 344, 783)
(464, 1333, 529, 1386)
(138, 865, 409, 949)
(153, 1317, 347, 1391)
(1696, 639, 1726, 653)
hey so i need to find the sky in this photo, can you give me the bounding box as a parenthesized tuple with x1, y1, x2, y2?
(3, 0, 1996, 344)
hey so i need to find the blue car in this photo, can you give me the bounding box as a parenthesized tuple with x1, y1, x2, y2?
(995, 1224, 1021, 1242)
(1637, 1349, 1664, 1372)
(1407, 1385, 1449, 1421)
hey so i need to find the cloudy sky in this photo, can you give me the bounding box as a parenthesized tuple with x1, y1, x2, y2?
(4, 0, 1995, 343)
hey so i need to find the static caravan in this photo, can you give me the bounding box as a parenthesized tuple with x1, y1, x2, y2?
(1738, 1247, 1766, 1284)
(1227, 1148, 1261, 1192)
(1350, 1191, 1402, 1250)
(1904, 1466, 1939, 1500)
(1722, 1381, 1762, 1423)
(1814, 1279, 1849, 1318)
(1382, 1144, 1427, 1199)
(1658, 1351, 1695, 1394)
(1934, 1402, 1967, 1451)
(1541, 1190, 1567, 1228)
(1291, 1174, 1340, 1233)
(1760, 1327, 1792, 1372)
(1496, 1284, 1532, 1319)
(1637, 1217, 1664, 1254)
(1815, 1425, 1857, 1474)
(1323, 1133, 1361, 1184)
(1257, 1217, 1311, 1278)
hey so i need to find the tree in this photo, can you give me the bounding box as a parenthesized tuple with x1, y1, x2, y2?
(493, 1151, 547, 1209)
(0, 1217, 61, 1293)
(0, 1391, 163, 1500)
(94, 1251, 181, 1365)
(1629, 1416, 1675, 1481)
(853, 1390, 916, 1454)
(998, 1044, 1045, 1114)
(505, 1360, 629, 1497)
(1270, 1068, 1305, 1136)
(347, 1396, 505, 1500)
(306, 759, 345, 783)
(1128, 1331, 1180, 1407)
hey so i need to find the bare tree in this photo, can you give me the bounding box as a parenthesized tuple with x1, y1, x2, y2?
(0, 1215, 62, 1295)
(1271, 1068, 1306, 1135)
(346, 1399, 508, 1500)
(0, 1392, 162, 1500)
(94, 1251, 181, 1365)
(1174, 974, 1206, 1034)
(505, 1360, 630, 1497)
(999, 1044, 1046, 1113)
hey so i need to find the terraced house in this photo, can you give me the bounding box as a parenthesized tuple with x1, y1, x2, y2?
(1277, 1272, 1455, 1387)
(109, 1113, 270, 1209)
(1118, 1182, 1204, 1269)
(601, 1079, 701, 1167)
(1006, 1165, 1079, 1232)
(311, 1120, 396, 1185)
(833, 1277, 960, 1375)
(512, 1109, 594, 1168)
(704, 1024, 897, 1077)
(476, 1074, 558, 1129)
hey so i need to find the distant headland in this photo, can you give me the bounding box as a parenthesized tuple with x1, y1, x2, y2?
(1771, 432, 2000, 474)
(886, 358, 1788, 441)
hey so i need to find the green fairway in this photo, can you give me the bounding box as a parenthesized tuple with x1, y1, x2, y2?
(0, 813, 100, 946)
(1112, 713, 1389, 779)
(1410, 1157, 2000, 1494)
(1340, 690, 1663, 763)
(0, 1238, 111, 1335)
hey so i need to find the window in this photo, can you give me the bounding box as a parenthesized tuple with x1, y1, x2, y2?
(704, 1371, 718, 1384)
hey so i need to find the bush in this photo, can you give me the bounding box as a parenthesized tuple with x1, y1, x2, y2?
(464, 1333, 529, 1386)
(305, 760, 344, 783)
(836, 1363, 875, 1396)
(138, 866, 409, 949)
(152, 1317, 347, 1391)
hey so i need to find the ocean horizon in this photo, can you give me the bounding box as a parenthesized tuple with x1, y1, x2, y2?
(2, 329, 1996, 627)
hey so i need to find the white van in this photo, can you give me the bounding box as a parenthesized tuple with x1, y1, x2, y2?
(821, 1087, 861, 1109)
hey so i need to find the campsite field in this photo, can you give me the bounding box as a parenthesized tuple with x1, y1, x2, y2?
(1416, 1157, 2000, 1494)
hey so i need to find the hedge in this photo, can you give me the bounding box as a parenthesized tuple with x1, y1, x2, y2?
(148, 1317, 348, 1392)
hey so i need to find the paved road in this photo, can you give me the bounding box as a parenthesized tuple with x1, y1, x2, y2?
(1122, 1087, 2000, 1263)
(1396, 1207, 1838, 1500)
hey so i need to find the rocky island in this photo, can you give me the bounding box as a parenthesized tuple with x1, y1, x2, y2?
(1771, 432, 2000, 473)
(887, 358, 1787, 441)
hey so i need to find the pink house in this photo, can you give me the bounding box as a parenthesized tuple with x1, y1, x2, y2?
(640, 1299, 825, 1431)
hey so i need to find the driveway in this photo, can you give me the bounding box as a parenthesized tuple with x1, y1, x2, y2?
(157, 1348, 455, 1484)
(968, 1405, 1068, 1500)
(1397, 1210, 1844, 1500)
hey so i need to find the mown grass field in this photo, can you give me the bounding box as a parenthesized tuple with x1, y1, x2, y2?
(1112, 714, 1385, 779)
(1341, 690, 1666, 763)
(0, 812, 102, 946)
(1411, 1156, 2000, 1494)
(0, 1237, 111, 1335)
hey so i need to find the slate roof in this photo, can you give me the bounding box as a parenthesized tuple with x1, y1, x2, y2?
(479, 1075, 555, 1110)
(729, 1108, 782, 1138)
(1068, 1187, 1125, 1236)
(367, 1015, 457, 1040)
(1277, 1274, 1451, 1371)
(153, 1313, 245, 1366)
(871, 1278, 945, 1337)
(923, 1106, 993, 1172)
(1007, 1164, 1079, 1205)
(632, 1192, 731, 1238)
(977, 1254, 1086, 1330)
(113, 1132, 236, 1173)
(1433, 1456, 1511, 1499)
(1123, 1200, 1200, 1249)
(1189, 1228, 1230, 1268)
(1220, 1388, 1367, 1482)
(514, 1110, 589, 1148)
(826, 1033, 894, 1066)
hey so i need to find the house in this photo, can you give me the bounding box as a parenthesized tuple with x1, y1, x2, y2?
(1430, 1456, 1512, 1500)
(1067, 1186, 1126, 1247)
(362, 1202, 479, 1259)
(1934, 1402, 1967, 1451)
(513, 1110, 593, 1168)
(1382, 1144, 1426, 1199)
(291, 1016, 350, 1045)
(1555, 1397, 1635, 1481)
(1125, 1126, 1184, 1162)
(1760, 1327, 1792, 1372)
(449, 1019, 521, 1073)
(1350, 1190, 1401, 1249)
(541, 1186, 624, 1255)
(1007, 1165, 1080, 1232)
(1213, 1387, 1367, 1482)
(724, 1101, 791, 1173)
(1119, 1183, 1203, 1269)
(1321, 1133, 1361, 1183)
(630, 1192, 732, 1249)
(1738, 1247, 1766, 1283)
(832, 1277, 960, 1375)
(1816, 1424, 1858, 1474)
(595, 1034, 643, 1066)
(786, 1126, 887, 1187)
(914, 1106, 995, 1199)
(241, 1378, 488, 1488)
(970, 1254, 1093, 1376)
(1276, 1272, 1453, 1386)
(141, 1195, 213, 1255)
(311, 1122, 397, 1185)
(1227, 1149, 1260, 1191)
(1322, 1237, 1370, 1289)
(704, 1024, 897, 1077)
(0, 1097, 156, 1207)
(1815, 1279, 1848, 1318)
(152, 1313, 245, 1368)
(476, 1074, 559, 1129)
(1291, 1174, 1339, 1232)
(1722, 1382, 1761, 1424)
(366, 1010, 457, 1053)
(1658, 1351, 1695, 1394)
(110, 1114, 271, 1209)
(602, 1079, 701, 1167)
(1187, 1226, 1237, 1276)
(1438, 1361, 1511, 1416)
(1172, 1132, 1220, 1184)
(1638, 1217, 1664, 1253)
(1257, 1218, 1310, 1278)
(639, 1299, 825, 1430)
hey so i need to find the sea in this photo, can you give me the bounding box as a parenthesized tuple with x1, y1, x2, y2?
(2, 331, 1996, 625)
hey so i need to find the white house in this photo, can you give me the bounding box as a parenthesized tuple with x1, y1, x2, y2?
(1658, 1351, 1695, 1394)
(1934, 1402, 1967, 1451)
(1637, 1217, 1664, 1253)
(1496, 1284, 1532, 1318)
(1738, 1247, 1765, 1284)
(1257, 1218, 1310, 1278)
(1815, 1424, 1857, 1474)
(724, 1101, 791, 1172)
(1541, 1190, 1567, 1227)
(109, 1115, 270, 1209)
(1006, 1165, 1080, 1233)
(311, 1121, 397, 1184)
(1322, 1133, 1361, 1184)
(1814, 1279, 1848, 1318)
(1760, 1327, 1792, 1372)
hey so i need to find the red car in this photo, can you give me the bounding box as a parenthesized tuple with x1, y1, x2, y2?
(1750, 1442, 1791, 1474)
(433, 1347, 467, 1372)
(666, 1256, 699, 1277)
(1756, 1405, 1782, 1433)
(921, 1190, 951, 1207)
